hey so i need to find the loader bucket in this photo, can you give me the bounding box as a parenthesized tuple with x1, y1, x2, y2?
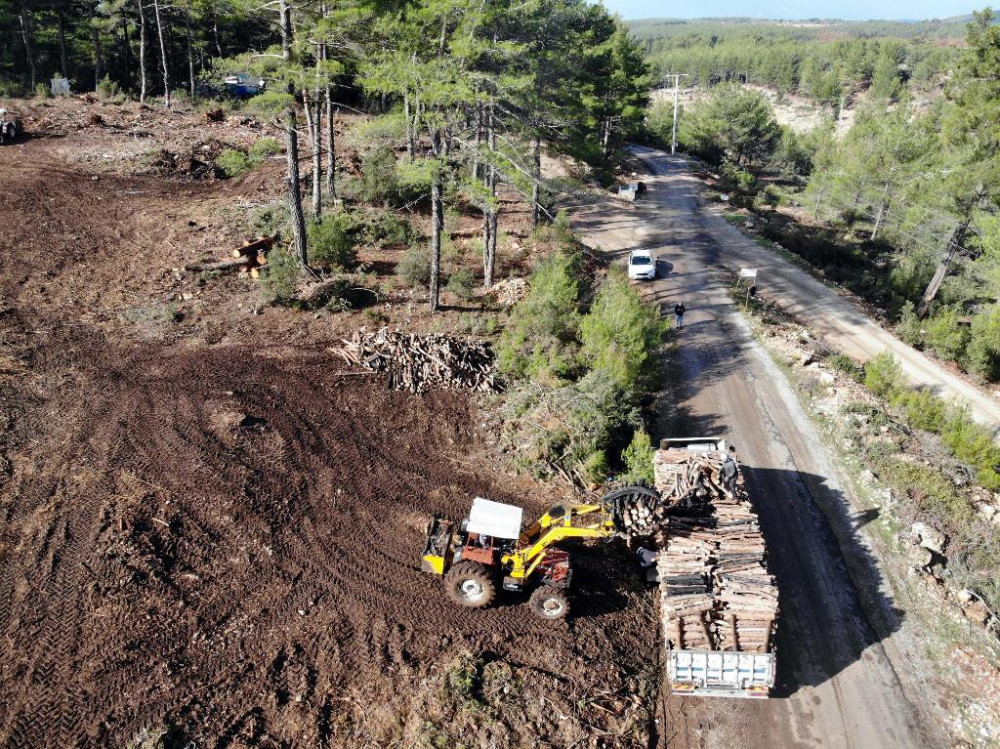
(421, 517, 454, 575)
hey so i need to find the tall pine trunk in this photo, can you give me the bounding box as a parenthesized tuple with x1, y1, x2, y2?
(312, 97, 322, 216)
(279, 0, 291, 60)
(211, 9, 223, 58)
(483, 100, 498, 290)
(137, 0, 148, 102)
(121, 17, 134, 92)
(19, 10, 36, 91)
(531, 135, 541, 231)
(56, 8, 69, 77)
(152, 0, 170, 107)
(430, 168, 443, 311)
(285, 92, 308, 269)
(404, 92, 414, 163)
(185, 12, 195, 98)
(325, 90, 336, 199)
(92, 25, 103, 90)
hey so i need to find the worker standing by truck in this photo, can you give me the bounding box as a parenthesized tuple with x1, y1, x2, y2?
(720, 445, 739, 496)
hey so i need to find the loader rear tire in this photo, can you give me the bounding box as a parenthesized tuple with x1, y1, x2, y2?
(444, 560, 495, 609)
(529, 585, 570, 620)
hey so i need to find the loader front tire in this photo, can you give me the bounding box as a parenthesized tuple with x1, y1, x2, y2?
(444, 560, 495, 609)
(529, 585, 570, 620)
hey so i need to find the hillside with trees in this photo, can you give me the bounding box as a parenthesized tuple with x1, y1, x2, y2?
(631, 16, 962, 104)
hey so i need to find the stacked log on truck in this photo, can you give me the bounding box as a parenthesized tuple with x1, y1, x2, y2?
(652, 437, 778, 698)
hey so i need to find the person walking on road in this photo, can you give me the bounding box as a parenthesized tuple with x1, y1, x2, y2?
(674, 302, 686, 328)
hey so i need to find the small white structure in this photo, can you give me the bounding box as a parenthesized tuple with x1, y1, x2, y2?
(466, 497, 523, 539)
(50, 78, 71, 96)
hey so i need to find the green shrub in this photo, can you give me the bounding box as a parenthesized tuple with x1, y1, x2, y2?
(397, 245, 431, 287)
(307, 212, 359, 269)
(924, 306, 970, 363)
(248, 136, 282, 159)
(259, 248, 300, 306)
(826, 353, 864, 383)
(940, 405, 1000, 491)
(447, 268, 476, 301)
(579, 268, 667, 392)
(864, 351, 903, 399)
(895, 301, 924, 348)
(96, 75, 123, 101)
(965, 304, 1000, 382)
(581, 450, 611, 483)
(34, 82, 51, 99)
(0, 81, 24, 98)
(216, 148, 254, 178)
(361, 144, 399, 203)
(890, 388, 947, 432)
(497, 252, 582, 382)
(363, 211, 416, 246)
(720, 160, 757, 194)
(622, 430, 655, 484)
(874, 453, 972, 523)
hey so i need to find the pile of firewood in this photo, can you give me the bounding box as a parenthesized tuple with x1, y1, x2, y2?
(184, 236, 275, 278)
(336, 328, 499, 393)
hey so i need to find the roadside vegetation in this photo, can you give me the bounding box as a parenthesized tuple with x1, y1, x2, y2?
(645, 10, 1000, 386)
(746, 282, 1000, 617)
(497, 224, 668, 486)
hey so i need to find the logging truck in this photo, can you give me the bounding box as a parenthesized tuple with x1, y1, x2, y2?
(652, 437, 777, 698)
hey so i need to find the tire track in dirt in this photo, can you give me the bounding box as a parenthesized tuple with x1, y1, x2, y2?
(0, 338, 646, 747)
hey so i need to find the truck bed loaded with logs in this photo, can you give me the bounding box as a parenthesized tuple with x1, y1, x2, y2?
(651, 437, 778, 698)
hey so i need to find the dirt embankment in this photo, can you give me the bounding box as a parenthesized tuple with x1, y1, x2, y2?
(0, 106, 658, 747)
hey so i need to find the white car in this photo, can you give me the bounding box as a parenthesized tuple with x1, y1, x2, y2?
(627, 249, 656, 281)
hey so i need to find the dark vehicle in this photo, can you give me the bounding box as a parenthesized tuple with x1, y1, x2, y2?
(0, 109, 21, 144)
(223, 74, 266, 98)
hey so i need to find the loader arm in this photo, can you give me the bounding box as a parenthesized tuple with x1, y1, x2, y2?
(502, 503, 617, 580)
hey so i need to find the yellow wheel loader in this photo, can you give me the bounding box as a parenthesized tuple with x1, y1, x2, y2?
(421, 485, 660, 620)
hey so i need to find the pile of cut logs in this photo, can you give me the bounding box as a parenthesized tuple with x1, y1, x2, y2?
(653, 449, 731, 507)
(618, 491, 664, 535)
(654, 449, 778, 654)
(184, 235, 275, 278)
(336, 328, 499, 393)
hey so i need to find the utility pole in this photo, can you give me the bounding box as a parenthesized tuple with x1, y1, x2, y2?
(668, 73, 689, 155)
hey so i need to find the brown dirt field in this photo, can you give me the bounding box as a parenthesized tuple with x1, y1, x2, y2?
(0, 104, 658, 748)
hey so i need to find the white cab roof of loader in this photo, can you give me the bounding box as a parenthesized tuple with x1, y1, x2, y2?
(467, 497, 523, 539)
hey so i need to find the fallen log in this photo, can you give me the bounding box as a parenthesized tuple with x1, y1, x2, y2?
(185, 256, 254, 272)
(232, 235, 276, 258)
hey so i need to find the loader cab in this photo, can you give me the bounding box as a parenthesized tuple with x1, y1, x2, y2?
(458, 531, 501, 566)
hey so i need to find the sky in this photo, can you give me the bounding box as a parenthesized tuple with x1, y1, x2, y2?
(599, 0, 982, 21)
